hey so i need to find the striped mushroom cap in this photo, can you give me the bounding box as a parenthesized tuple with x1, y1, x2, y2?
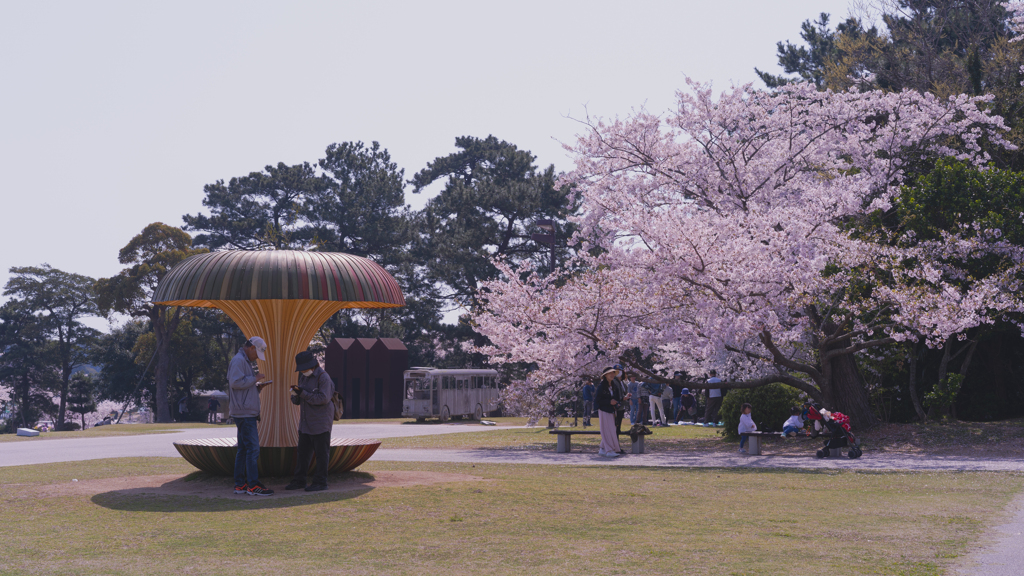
(152, 250, 405, 308)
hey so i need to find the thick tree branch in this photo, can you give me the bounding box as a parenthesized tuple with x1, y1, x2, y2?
(822, 336, 896, 361)
(759, 330, 823, 381)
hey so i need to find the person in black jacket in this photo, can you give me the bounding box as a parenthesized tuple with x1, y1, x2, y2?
(596, 367, 629, 457)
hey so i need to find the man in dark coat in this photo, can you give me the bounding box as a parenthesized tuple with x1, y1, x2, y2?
(285, 351, 335, 492)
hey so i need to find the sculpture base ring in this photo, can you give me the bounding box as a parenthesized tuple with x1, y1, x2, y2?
(173, 437, 381, 477)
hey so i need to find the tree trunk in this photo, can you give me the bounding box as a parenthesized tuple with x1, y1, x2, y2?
(152, 306, 181, 424)
(820, 351, 877, 429)
(57, 359, 70, 431)
(952, 339, 979, 421)
(908, 339, 927, 421)
(154, 336, 173, 423)
(19, 376, 29, 428)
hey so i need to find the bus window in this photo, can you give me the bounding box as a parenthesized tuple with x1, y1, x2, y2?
(406, 377, 431, 400)
(471, 376, 478, 389)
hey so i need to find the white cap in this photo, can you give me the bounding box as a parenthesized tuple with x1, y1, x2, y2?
(248, 336, 267, 361)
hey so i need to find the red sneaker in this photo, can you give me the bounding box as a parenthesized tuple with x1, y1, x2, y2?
(246, 481, 274, 496)
(233, 483, 247, 494)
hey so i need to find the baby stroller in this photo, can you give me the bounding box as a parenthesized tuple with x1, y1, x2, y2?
(804, 402, 862, 459)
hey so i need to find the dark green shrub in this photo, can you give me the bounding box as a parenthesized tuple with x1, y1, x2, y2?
(720, 384, 804, 439)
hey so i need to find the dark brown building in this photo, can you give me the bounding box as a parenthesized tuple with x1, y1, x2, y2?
(325, 337, 409, 418)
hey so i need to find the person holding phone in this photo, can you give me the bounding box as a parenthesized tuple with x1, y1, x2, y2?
(228, 336, 274, 496)
(285, 351, 335, 492)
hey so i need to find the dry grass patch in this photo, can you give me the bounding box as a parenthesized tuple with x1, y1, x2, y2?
(0, 457, 1020, 575)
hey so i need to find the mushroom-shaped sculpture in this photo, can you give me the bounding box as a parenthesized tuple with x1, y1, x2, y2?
(153, 250, 404, 475)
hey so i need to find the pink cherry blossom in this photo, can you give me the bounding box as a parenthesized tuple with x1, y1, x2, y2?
(474, 81, 1017, 426)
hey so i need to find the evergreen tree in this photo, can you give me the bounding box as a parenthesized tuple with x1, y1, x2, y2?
(411, 135, 577, 309)
(183, 162, 326, 250)
(65, 373, 97, 430)
(95, 223, 208, 423)
(3, 265, 99, 430)
(0, 300, 59, 431)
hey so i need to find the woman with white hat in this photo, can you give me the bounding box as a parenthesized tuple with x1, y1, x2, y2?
(595, 367, 626, 457)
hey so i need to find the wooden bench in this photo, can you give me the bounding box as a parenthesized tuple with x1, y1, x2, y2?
(549, 429, 649, 454)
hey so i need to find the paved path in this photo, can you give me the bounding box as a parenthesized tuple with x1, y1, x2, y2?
(6, 423, 1023, 472)
(370, 448, 1024, 471)
(0, 423, 497, 467)
(956, 492, 1024, 576)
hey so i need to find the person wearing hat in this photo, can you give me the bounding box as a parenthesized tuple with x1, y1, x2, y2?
(595, 367, 627, 457)
(228, 336, 274, 496)
(285, 350, 335, 492)
(677, 387, 697, 424)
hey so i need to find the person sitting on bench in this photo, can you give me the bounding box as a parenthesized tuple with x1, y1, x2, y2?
(782, 406, 805, 437)
(738, 403, 756, 454)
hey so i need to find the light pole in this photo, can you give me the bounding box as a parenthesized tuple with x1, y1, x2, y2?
(530, 219, 558, 275)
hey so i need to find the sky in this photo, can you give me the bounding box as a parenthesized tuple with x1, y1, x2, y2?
(0, 0, 852, 330)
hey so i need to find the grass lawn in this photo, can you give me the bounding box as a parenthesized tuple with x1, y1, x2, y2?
(1, 457, 1021, 575)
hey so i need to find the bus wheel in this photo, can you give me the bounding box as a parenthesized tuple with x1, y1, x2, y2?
(473, 404, 483, 421)
(440, 406, 450, 423)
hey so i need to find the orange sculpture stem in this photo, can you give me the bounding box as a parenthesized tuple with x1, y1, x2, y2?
(215, 300, 347, 447)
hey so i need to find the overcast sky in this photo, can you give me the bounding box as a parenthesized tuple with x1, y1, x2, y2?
(0, 1, 851, 329)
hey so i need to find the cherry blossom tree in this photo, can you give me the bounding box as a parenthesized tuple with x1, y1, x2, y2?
(473, 81, 1017, 428)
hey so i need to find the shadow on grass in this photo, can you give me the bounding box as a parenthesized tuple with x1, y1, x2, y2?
(90, 471, 376, 512)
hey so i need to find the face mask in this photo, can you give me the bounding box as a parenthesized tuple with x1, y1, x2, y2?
(301, 369, 314, 377)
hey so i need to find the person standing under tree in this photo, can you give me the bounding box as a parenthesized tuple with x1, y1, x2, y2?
(660, 381, 673, 425)
(581, 378, 596, 427)
(285, 351, 335, 492)
(207, 397, 220, 423)
(228, 336, 275, 496)
(612, 364, 628, 434)
(596, 367, 626, 457)
(625, 373, 641, 425)
(671, 371, 684, 422)
(638, 376, 652, 426)
(647, 380, 667, 426)
(703, 370, 723, 427)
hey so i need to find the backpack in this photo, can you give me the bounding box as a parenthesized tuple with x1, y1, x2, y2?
(332, 391, 345, 420)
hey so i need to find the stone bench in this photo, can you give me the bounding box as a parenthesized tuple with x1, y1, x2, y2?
(740, 431, 786, 455)
(742, 431, 820, 455)
(549, 429, 648, 454)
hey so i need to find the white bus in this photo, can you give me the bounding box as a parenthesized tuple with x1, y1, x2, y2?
(402, 368, 500, 422)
